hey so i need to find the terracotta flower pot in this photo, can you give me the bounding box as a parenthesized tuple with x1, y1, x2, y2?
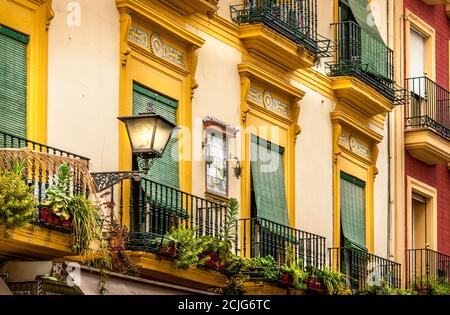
(159, 243, 178, 257)
(200, 251, 227, 271)
(305, 277, 327, 294)
(280, 272, 294, 286)
(39, 207, 72, 229)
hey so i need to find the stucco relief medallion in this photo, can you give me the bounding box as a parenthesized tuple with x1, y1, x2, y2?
(263, 91, 273, 110)
(349, 135, 357, 152)
(150, 33, 164, 58)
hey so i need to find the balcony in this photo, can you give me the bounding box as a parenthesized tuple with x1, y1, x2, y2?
(0, 130, 90, 258)
(119, 177, 228, 290)
(160, 0, 218, 17)
(328, 247, 402, 292)
(236, 217, 326, 270)
(404, 77, 450, 165)
(230, 0, 332, 70)
(328, 21, 400, 114)
(406, 248, 450, 294)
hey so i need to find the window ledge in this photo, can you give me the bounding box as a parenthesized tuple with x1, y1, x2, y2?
(160, 0, 218, 17)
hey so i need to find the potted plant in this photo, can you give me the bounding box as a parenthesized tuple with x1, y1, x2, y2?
(0, 165, 37, 236)
(152, 235, 179, 257)
(304, 266, 328, 294)
(279, 262, 308, 290)
(41, 164, 73, 229)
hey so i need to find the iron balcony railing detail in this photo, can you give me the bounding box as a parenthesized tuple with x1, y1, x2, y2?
(236, 217, 326, 270)
(230, 0, 332, 58)
(406, 248, 450, 292)
(0, 129, 90, 232)
(405, 77, 450, 139)
(328, 247, 401, 291)
(327, 21, 397, 102)
(126, 178, 227, 251)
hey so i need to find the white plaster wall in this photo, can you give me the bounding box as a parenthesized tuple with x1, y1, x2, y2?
(292, 83, 334, 250)
(186, 26, 243, 201)
(48, 0, 119, 172)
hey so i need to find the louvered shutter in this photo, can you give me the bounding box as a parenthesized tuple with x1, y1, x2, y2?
(409, 29, 426, 96)
(250, 135, 289, 226)
(0, 26, 28, 138)
(340, 172, 367, 251)
(346, 0, 389, 79)
(132, 83, 179, 190)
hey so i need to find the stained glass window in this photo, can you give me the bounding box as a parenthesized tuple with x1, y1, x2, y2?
(205, 128, 228, 197)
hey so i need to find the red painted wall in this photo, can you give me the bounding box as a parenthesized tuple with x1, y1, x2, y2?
(404, 1, 450, 256)
(404, 0, 450, 88)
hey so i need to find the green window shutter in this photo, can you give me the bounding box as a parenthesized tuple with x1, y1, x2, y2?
(0, 26, 28, 139)
(346, 0, 388, 79)
(250, 135, 289, 226)
(340, 172, 367, 251)
(132, 83, 179, 190)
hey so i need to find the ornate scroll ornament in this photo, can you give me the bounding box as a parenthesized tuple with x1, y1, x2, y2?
(128, 25, 149, 48)
(262, 91, 289, 117)
(240, 75, 251, 122)
(371, 143, 379, 178)
(150, 32, 186, 67)
(46, 0, 55, 30)
(119, 8, 132, 65)
(188, 45, 199, 99)
(247, 86, 262, 105)
(91, 171, 142, 192)
(333, 123, 342, 163)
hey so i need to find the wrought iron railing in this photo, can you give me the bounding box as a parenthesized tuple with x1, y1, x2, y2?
(327, 21, 397, 102)
(328, 247, 401, 291)
(0, 129, 90, 232)
(126, 178, 227, 251)
(230, 0, 332, 58)
(405, 77, 450, 139)
(235, 217, 326, 269)
(406, 248, 450, 292)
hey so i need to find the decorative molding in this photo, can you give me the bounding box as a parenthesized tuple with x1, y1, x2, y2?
(150, 32, 186, 67)
(333, 122, 342, 163)
(45, 0, 55, 30)
(203, 116, 239, 137)
(239, 74, 251, 122)
(128, 24, 149, 48)
(118, 7, 132, 65)
(188, 45, 199, 99)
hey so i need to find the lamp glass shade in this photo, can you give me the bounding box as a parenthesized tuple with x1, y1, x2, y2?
(153, 119, 174, 154)
(118, 113, 177, 158)
(124, 116, 157, 152)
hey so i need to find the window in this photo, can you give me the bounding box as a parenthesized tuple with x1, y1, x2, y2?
(204, 128, 228, 197)
(0, 25, 28, 138)
(340, 172, 366, 251)
(132, 83, 179, 190)
(250, 135, 289, 226)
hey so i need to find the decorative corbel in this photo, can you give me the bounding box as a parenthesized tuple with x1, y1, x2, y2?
(332, 122, 342, 163)
(239, 74, 251, 122)
(291, 97, 302, 142)
(45, 0, 55, 30)
(371, 143, 380, 179)
(118, 7, 132, 65)
(188, 45, 199, 99)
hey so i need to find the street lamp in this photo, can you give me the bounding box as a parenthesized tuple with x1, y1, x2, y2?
(91, 108, 177, 193)
(118, 112, 177, 173)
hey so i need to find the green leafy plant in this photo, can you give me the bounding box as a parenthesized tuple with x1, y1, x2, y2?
(222, 255, 251, 295)
(219, 198, 239, 260)
(69, 195, 104, 256)
(280, 261, 308, 290)
(164, 226, 210, 270)
(44, 164, 72, 220)
(247, 256, 280, 281)
(317, 268, 346, 295)
(0, 168, 37, 236)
